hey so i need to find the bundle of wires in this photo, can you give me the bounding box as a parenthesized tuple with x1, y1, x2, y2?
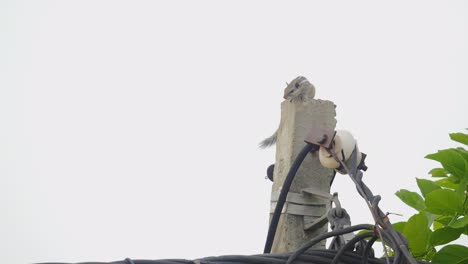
(38, 140, 427, 264)
(39, 249, 429, 264)
(38, 223, 429, 264)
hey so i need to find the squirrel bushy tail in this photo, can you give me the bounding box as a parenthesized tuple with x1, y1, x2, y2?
(259, 130, 277, 148)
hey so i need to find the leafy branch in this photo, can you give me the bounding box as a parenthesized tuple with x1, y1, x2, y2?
(394, 131, 468, 264)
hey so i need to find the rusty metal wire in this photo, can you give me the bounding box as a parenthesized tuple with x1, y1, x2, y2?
(326, 146, 418, 264)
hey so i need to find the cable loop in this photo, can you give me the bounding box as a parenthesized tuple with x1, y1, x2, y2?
(125, 258, 135, 264)
(331, 192, 343, 217)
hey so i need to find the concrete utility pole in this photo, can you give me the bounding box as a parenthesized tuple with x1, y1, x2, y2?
(270, 99, 336, 254)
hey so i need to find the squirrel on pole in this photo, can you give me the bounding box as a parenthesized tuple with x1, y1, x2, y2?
(259, 76, 316, 148)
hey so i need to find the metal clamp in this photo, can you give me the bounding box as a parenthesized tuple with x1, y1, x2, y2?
(270, 189, 330, 231)
(270, 191, 326, 217)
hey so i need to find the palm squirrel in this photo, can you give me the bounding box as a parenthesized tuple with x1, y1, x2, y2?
(259, 76, 316, 148)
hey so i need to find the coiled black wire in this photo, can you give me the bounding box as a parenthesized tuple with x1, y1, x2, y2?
(330, 232, 375, 264)
(37, 249, 430, 264)
(362, 236, 378, 264)
(37, 223, 429, 264)
(286, 224, 374, 264)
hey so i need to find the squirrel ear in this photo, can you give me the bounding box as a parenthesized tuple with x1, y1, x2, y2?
(295, 82, 300, 88)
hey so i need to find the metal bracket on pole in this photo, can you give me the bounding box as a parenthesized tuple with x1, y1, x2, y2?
(270, 191, 326, 217)
(301, 187, 336, 231)
(270, 189, 332, 232)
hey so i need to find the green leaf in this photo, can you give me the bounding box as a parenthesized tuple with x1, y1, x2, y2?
(392, 221, 406, 233)
(426, 149, 466, 181)
(435, 178, 458, 190)
(456, 179, 468, 197)
(424, 248, 437, 261)
(429, 168, 449, 177)
(425, 212, 436, 227)
(417, 178, 441, 198)
(432, 244, 468, 264)
(434, 216, 452, 227)
(450, 216, 468, 229)
(433, 220, 444, 230)
(435, 176, 460, 190)
(403, 212, 432, 256)
(450, 132, 468, 146)
(431, 227, 463, 246)
(395, 189, 426, 211)
(425, 189, 462, 215)
(455, 147, 468, 161)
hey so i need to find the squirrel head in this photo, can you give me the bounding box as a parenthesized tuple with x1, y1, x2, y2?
(283, 76, 313, 100)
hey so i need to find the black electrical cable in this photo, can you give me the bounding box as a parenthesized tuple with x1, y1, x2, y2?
(38, 260, 193, 264)
(125, 258, 135, 264)
(199, 250, 395, 264)
(286, 224, 374, 264)
(36, 249, 432, 264)
(301, 250, 383, 264)
(263, 143, 315, 253)
(200, 255, 286, 264)
(201, 251, 368, 264)
(330, 232, 375, 264)
(362, 236, 378, 264)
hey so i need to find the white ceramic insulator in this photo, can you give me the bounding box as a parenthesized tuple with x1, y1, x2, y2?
(318, 130, 360, 170)
(319, 146, 340, 169)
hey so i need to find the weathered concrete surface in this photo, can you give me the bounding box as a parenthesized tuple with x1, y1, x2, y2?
(270, 99, 336, 254)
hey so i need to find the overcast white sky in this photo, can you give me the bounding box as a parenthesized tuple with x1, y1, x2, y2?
(1, 1, 467, 263)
